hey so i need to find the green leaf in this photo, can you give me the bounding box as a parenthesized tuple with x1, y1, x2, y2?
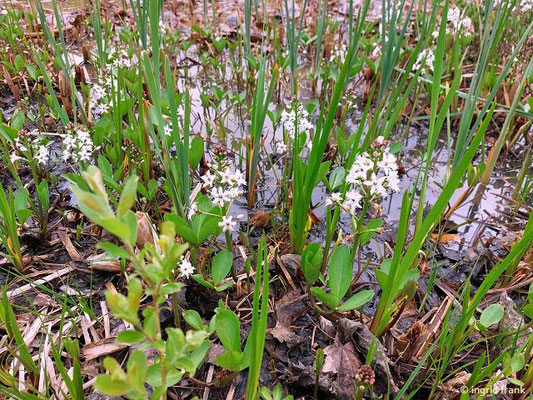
(166, 214, 199, 244)
(189, 136, 204, 169)
(213, 350, 243, 371)
(328, 245, 352, 302)
(510, 353, 525, 374)
(117, 174, 138, 217)
(328, 167, 345, 191)
(310, 287, 338, 309)
(215, 281, 234, 292)
(70, 186, 114, 223)
(147, 179, 158, 200)
(98, 242, 130, 260)
(301, 243, 322, 286)
(14, 189, 31, 224)
(99, 217, 131, 242)
(192, 274, 215, 290)
(305, 98, 319, 114)
(121, 210, 138, 248)
(314, 161, 332, 188)
(212, 250, 233, 286)
(116, 330, 145, 344)
(36, 180, 50, 211)
(337, 290, 374, 311)
(196, 214, 222, 243)
(479, 304, 504, 328)
(389, 141, 402, 154)
(523, 304, 533, 319)
(160, 282, 184, 296)
(94, 375, 129, 396)
(336, 127, 347, 157)
(260, 386, 274, 400)
(507, 377, 524, 387)
(146, 363, 183, 387)
(183, 310, 206, 331)
(215, 309, 241, 352)
(359, 218, 383, 246)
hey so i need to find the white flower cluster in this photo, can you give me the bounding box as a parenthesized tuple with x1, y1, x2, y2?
(447, 6, 473, 34)
(431, 6, 473, 40)
(520, 0, 533, 11)
(89, 77, 112, 119)
(490, 0, 532, 12)
(88, 47, 138, 120)
(196, 164, 246, 233)
(329, 42, 347, 62)
(280, 104, 314, 141)
(200, 165, 246, 208)
(108, 47, 138, 69)
(413, 48, 435, 72)
(274, 141, 288, 155)
(62, 125, 94, 163)
(179, 257, 195, 278)
(10, 136, 50, 167)
(36, 144, 50, 165)
(326, 137, 400, 214)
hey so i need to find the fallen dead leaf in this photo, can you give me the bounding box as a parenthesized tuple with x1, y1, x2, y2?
(249, 210, 271, 228)
(269, 290, 302, 346)
(322, 340, 361, 398)
(430, 233, 461, 243)
(82, 337, 128, 361)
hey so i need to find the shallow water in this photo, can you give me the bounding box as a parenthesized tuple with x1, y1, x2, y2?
(178, 58, 525, 260)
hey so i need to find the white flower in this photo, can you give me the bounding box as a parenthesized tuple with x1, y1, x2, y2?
(280, 104, 314, 141)
(187, 202, 198, 219)
(227, 186, 243, 200)
(364, 173, 388, 197)
(179, 258, 195, 278)
(344, 190, 363, 212)
(201, 171, 216, 188)
(36, 145, 49, 165)
(15, 138, 27, 152)
(77, 129, 93, 162)
(275, 141, 288, 154)
(10, 152, 22, 163)
(386, 172, 401, 193)
(218, 215, 237, 232)
(448, 6, 462, 27)
(460, 16, 473, 32)
(347, 154, 373, 183)
(413, 48, 435, 72)
(98, 102, 110, 115)
(61, 127, 94, 163)
(377, 151, 398, 175)
(325, 192, 342, 206)
(211, 186, 229, 207)
(230, 170, 246, 187)
(164, 124, 172, 137)
(447, 6, 473, 34)
(90, 84, 106, 103)
(220, 168, 233, 185)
